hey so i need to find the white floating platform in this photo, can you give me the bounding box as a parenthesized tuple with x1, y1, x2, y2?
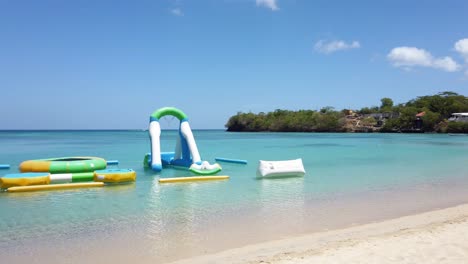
(257, 159, 306, 178)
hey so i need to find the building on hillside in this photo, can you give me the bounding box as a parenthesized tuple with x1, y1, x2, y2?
(414, 111, 426, 130)
(363, 112, 400, 127)
(448, 113, 468, 122)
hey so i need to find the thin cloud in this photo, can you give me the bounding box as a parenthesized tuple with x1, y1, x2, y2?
(314, 40, 360, 54)
(256, 0, 279, 11)
(387, 46, 460, 72)
(170, 8, 183, 16)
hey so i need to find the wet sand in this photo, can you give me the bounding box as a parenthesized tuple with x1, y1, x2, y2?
(171, 203, 468, 264)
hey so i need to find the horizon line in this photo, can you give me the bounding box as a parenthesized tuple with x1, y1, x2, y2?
(0, 128, 226, 131)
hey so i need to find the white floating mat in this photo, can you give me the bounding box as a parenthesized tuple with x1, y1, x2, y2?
(257, 158, 306, 178)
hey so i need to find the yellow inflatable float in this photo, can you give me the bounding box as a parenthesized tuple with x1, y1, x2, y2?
(7, 182, 104, 193)
(94, 169, 136, 183)
(159, 175, 229, 183)
(0, 172, 50, 188)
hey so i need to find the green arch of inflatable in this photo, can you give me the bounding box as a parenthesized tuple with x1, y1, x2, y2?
(150, 107, 188, 121)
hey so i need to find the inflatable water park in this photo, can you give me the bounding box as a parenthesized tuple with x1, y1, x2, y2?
(0, 107, 305, 192)
(143, 107, 222, 175)
(0, 157, 136, 192)
(143, 107, 237, 183)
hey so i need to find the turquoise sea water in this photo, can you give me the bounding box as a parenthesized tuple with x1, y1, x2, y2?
(1, 130, 467, 263)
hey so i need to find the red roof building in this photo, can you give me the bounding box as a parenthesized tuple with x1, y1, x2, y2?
(416, 112, 426, 117)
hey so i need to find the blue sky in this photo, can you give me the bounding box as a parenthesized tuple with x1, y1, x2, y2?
(1, 0, 467, 129)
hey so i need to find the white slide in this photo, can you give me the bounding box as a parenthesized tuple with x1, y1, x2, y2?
(180, 121, 201, 164)
(149, 121, 162, 171)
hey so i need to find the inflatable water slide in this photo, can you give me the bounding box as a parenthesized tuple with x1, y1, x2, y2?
(144, 107, 221, 175)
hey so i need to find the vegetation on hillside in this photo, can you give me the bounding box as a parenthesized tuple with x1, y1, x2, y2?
(225, 92, 468, 133)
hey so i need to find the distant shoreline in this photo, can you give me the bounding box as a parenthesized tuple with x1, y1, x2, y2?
(224, 92, 468, 134)
(0, 129, 466, 135)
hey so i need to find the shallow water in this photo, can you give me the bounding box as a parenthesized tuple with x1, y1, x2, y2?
(0, 130, 467, 263)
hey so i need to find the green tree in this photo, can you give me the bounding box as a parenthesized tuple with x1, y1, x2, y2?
(380, 118, 399, 132)
(420, 110, 440, 132)
(358, 107, 372, 114)
(225, 92, 467, 133)
(361, 117, 377, 127)
(396, 106, 419, 130)
(358, 106, 379, 114)
(447, 122, 468, 133)
(380, 98, 394, 112)
(320, 106, 335, 114)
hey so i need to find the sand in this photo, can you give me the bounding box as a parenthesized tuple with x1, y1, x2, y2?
(170, 203, 468, 264)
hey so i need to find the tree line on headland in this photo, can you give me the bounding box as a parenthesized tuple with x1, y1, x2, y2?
(225, 92, 468, 133)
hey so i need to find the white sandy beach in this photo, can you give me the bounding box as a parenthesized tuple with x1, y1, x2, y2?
(171, 203, 468, 264)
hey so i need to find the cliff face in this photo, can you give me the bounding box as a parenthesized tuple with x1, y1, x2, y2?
(342, 113, 395, 132)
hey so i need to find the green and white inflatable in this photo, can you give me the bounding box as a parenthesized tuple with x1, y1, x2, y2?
(145, 107, 221, 175)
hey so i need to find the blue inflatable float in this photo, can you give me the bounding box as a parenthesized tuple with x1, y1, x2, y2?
(215, 158, 248, 164)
